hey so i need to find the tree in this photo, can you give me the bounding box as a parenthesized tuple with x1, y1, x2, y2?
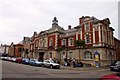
(56, 46, 63, 63)
(75, 40, 85, 61)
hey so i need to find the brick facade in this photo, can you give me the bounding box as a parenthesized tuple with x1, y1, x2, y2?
(8, 16, 119, 67)
(8, 42, 23, 57)
(114, 37, 120, 60)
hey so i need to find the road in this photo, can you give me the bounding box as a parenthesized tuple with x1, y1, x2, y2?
(1, 60, 117, 79)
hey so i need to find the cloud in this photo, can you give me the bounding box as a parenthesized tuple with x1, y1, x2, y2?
(0, 0, 119, 44)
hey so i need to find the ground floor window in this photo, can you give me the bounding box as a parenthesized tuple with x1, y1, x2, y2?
(68, 51, 72, 59)
(84, 51, 92, 60)
(62, 52, 66, 59)
(50, 52, 52, 58)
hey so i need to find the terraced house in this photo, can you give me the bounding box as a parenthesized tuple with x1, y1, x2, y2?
(22, 16, 116, 67)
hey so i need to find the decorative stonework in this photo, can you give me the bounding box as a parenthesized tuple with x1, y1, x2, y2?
(9, 16, 118, 67)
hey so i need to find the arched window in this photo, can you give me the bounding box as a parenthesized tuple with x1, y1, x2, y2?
(84, 51, 92, 59)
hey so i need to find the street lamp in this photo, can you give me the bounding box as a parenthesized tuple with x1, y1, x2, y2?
(65, 46, 68, 60)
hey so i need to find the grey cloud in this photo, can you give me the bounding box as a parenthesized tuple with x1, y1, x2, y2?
(0, 0, 119, 44)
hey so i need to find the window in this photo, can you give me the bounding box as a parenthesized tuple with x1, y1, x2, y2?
(84, 51, 92, 59)
(49, 38, 53, 46)
(85, 23, 90, 31)
(78, 28, 82, 34)
(62, 39, 66, 46)
(109, 52, 112, 60)
(50, 52, 52, 58)
(69, 38, 74, 46)
(69, 52, 72, 59)
(86, 34, 90, 43)
(62, 52, 66, 59)
(94, 26, 98, 31)
(42, 39, 44, 47)
(35, 40, 39, 47)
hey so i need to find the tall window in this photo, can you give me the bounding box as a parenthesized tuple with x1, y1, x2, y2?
(84, 51, 92, 59)
(85, 23, 90, 31)
(94, 26, 99, 31)
(69, 38, 74, 46)
(50, 52, 52, 58)
(86, 34, 90, 43)
(69, 51, 72, 59)
(35, 40, 39, 47)
(42, 39, 44, 47)
(62, 39, 66, 46)
(49, 38, 53, 46)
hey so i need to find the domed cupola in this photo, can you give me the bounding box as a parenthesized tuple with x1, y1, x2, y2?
(52, 17, 58, 28)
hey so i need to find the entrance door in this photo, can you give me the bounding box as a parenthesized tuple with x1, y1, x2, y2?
(39, 52, 44, 61)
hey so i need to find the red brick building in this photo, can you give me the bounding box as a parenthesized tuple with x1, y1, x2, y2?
(8, 42, 24, 57)
(114, 37, 120, 60)
(27, 16, 116, 67)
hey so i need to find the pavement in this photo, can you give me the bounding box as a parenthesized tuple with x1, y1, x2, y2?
(60, 66, 110, 71)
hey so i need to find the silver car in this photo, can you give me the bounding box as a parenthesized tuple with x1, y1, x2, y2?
(43, 60, 60, 69)
(29, 59, 43, 67)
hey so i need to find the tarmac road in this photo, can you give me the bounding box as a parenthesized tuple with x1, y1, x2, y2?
(1, 60, 117, 79)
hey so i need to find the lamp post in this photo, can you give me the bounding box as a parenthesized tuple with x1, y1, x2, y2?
(65, 37, 68, 62)
(65, 46, 68, 61)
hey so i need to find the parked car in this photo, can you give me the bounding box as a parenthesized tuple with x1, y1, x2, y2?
(43, 60, 60, 69)
(6, 57, 11, 61)
(11, 57, 16, 62)
(7, 57, 16, 62)
(29, 59, 43, 67)
(75, 61, 83, 67)
(1, 53, 8, 61)
(100, 73, 120, 80)
(22, 58, 30, 65)
(110, 60, 120, 72)
(16, 57, 22, 63)
(6, 56, 16, 62)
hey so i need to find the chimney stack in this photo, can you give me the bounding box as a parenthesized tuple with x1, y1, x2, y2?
(68, 25, 71, 29)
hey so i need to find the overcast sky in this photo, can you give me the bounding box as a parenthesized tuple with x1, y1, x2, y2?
(0, 0, 119, 45)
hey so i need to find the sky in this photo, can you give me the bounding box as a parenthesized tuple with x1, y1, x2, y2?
(0, 0, 119, 45)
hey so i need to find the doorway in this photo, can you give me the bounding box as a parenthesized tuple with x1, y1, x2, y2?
(39, 52, 44, 61)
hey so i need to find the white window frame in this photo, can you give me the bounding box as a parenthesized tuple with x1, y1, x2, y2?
(49, 38, 53, 47)
(62, 39, 66, 46)
(85, 23, 90, 31)
(86, 34, 90, 44)
(42, 39, 45, 47)
(84, 51, 92, 60)
(69, 38, 74, 46)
